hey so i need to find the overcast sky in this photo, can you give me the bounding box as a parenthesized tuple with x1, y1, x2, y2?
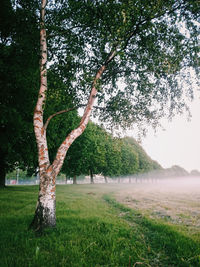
(131, 94, 200, 172)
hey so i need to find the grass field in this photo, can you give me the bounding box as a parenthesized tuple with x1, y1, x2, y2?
(0, 181, 200, 266)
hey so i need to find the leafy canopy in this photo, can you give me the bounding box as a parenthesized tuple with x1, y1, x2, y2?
(45, 0, 199, 130)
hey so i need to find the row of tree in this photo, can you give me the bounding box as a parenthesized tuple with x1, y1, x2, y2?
(5, 120, 162, 184)
(63, 123, 162, 183)
(158, 165, 200, 178)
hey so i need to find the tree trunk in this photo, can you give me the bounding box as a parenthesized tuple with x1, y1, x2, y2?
(90, 169, 94, 184)
(73, 175, 77, 184)
(30, 0, 116, 232)
(0, 151, 6, 187)
(104, 176, 108, 183)
(0, 162, 6, 187)
(29, 172, 56, 231)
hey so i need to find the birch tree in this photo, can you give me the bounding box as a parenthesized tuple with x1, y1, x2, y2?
(31, 0, 115, 230)
(30, 0, 199, 230)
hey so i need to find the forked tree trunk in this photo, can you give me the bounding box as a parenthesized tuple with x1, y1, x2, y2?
(30, 0, 117, 231)
(30, 0, 53, 231)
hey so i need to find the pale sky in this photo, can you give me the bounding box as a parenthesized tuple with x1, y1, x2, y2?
(130, 95, 200, 172)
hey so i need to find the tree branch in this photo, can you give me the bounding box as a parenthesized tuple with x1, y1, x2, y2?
(47, 25, 82, 39)
(43, 104, 105, 131)
(50, 63, 108, 175)
(105, 50, 118, 65)
(43, 107, 76, 131)
(122, 3, 182, 51)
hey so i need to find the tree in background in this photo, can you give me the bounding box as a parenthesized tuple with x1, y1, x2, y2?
(0, 0, 39, 187)
(64, 122, 107, 184)
(123, 137, 162, 173)
(120, 140, 139, 176)
(190, 170, 200, 176)
(64, 128, 162, 184)
(30, 0, 199, 230)
(101, 136, 122, 183)
(163, 165, 189, 177)
(63, 125, 91, 185)
(82, 123, 107, 184)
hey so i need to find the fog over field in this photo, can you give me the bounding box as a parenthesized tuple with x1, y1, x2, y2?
(114, 177, 200, 229)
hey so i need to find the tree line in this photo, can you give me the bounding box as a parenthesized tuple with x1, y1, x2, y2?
(62, 123, 162, 183)
(5, 119, 162, 184)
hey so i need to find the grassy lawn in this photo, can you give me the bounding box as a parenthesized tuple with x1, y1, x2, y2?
(0, 184, 200, 266)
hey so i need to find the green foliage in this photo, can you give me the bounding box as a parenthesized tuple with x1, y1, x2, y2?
(63, 124, 161, 179)
(101, 136, 122, 177)
(63, 122, 107, 177)
(35, 0, 199, 183)
(0, 0, 39, 185)
(123, 137, 162, 173)
(47, 0, 199, 129)
(6, 169, 28, 180)
(45, 69, 80, 163)
(0, 1, 80, 182)
(120, 140, 139, 175)
(2, 0, 199, 187)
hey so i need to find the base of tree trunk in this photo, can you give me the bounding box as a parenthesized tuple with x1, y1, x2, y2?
(29, 200, 56, 232)
(90, 169, 94, 184)
(0, 164, 6, 188)
(73, 175, 77, 184)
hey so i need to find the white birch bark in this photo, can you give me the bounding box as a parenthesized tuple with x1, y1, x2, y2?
(31, 0, 117, 231)
(33, 0, 49, 172)
(31, 0, 56, 230)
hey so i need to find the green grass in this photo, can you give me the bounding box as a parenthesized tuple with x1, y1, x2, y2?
(0, 184, 200, 266)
